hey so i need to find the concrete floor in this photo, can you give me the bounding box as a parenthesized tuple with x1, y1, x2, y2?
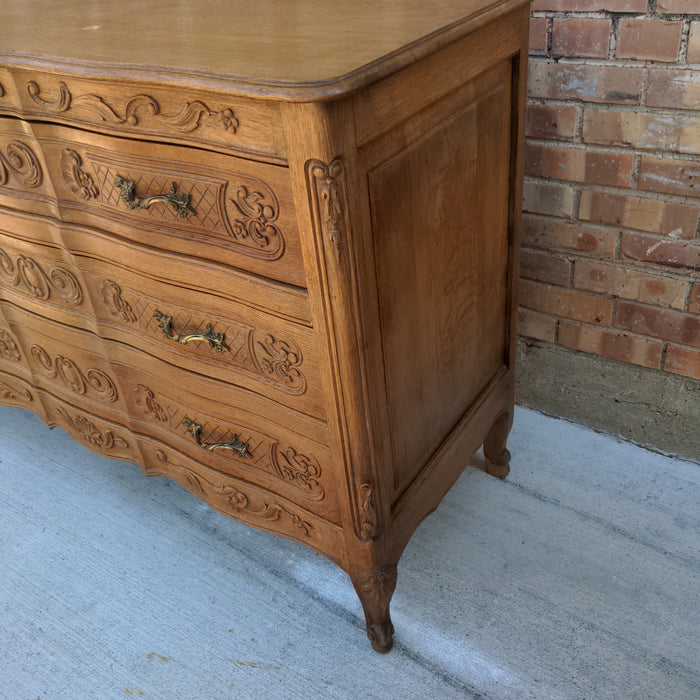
(0, 404, 698, 699)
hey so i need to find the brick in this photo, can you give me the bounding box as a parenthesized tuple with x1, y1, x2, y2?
(616, 20, 682, 62)
(583, 109, 700, 157)
(529, 62, 642, 105)
(529, 17, 548, 56)
(646, 69, 700, 111)
(621, 232, 700, 275)
(657, 0, 700, 13)
(579, 191, 700, 238)
(531, 0, 646, 9)
(573, 260, 687, 309)
(522, 214, 618, 258)
(558, 321, 663, 368)
(523, 180, 575, 218)
(526, 104, 578, 140)
(664, 345, 700, 380)
(639, 156, 700, 202)
(521, 248, 572, 286)
(688, 22, 700, 63)
(520, 279, 614, 324)
(517, 307, 558, 342)
(690, 283, 700, 313)
(551, 19, 611, 59)
(525, 143, 634, 187)
(616, 301, 700, 347)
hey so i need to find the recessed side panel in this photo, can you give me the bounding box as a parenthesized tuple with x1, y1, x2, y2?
(369, 65, 511, 497)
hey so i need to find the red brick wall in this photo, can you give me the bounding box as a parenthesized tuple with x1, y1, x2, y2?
(521, 0, 700, 381)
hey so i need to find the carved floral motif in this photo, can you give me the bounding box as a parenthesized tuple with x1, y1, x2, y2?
(306, 158, 346, 255)
(27, 80, 239, 135)
(60, 149, 99, 200)
(55, 407, 128, 449)
(30, 345, 118, 403)
(358, 480, 380, 542)
(0, 141, 43, 188)
(155, 449, 313, 536)
(101, 280, 137, 323)
(135, 384, 169, 422)
(0, 248, 83, 306)
(355, 567, 397, 612)
(0, 329, 21, 362)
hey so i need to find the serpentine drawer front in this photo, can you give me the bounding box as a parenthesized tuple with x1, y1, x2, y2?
(0, 0, 529, 653)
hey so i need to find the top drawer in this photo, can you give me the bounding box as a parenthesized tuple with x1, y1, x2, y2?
(27, 121, 306, 288)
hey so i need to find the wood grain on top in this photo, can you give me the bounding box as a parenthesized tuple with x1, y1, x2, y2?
(0, 0, 524, 99)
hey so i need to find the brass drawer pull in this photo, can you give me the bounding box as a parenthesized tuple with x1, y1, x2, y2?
(183, 418, 252, 458)
(153, 310, 230, 352)
(114, 175, 196, 218)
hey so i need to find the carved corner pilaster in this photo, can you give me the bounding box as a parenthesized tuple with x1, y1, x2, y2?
(357, 479, 380, 542)
(305, 157, 347, 258)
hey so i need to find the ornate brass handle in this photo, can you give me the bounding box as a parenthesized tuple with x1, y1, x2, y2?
(153, 310, 230, 352)
(182, 418, 252, 458)
(114, 175, 195, 217)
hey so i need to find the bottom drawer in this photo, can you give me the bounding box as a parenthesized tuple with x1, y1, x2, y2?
(137, 435, 345, 564)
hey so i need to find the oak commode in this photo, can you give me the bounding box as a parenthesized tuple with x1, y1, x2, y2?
(0, 0, 529, 652)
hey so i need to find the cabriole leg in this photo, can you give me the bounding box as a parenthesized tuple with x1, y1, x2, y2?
(483, 410, 512, 479)
(350, 565, 397, 653)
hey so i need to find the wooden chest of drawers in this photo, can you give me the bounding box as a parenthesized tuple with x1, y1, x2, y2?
(0, 0, 529, 652)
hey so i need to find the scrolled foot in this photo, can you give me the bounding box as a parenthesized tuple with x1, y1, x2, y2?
(484, 449, 510, 479)
(351, 565, 397, 654)
(367, 620, 395, 653)
(483, 410, 512, 480)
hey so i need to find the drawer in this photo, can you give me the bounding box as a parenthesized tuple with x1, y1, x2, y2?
(112, 350, 341, 525)
(30, 121, 307, 288)
(74, 238, 327, 420)
(1, 67, 288, 162)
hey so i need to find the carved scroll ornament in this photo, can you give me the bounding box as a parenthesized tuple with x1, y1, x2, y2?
(0, 248, 83, 306)
(27, 80, 239, 135)
(252, 333, 306, 394)
(155, 449, 313, 536)
(229, 185, 284, 255)
(0, 141, 43, 188)
(30, 345, 118, 403)
(0, 379, 33, 404)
